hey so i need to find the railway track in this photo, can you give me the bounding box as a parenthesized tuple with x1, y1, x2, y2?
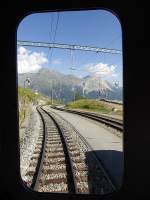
(24, 106, 115, 194)
(52, 106, 123, 132)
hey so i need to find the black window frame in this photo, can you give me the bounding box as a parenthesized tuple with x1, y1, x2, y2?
(1, 0, 149, 200)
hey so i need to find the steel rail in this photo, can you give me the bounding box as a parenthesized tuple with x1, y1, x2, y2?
(40, 106, 78, 194)
(52, 107, 123, 132)
(30, 106, 47, 190)
(100, 98, 123, 105)
(47, 108, 117, 192)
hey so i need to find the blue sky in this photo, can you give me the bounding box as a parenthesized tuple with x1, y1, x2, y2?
(17, 10, 123, 86)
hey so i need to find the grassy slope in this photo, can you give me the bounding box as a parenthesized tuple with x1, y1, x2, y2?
(18, 87, 63, 127)
(66, 99, 123, 116)
(18, 87, 40, 127)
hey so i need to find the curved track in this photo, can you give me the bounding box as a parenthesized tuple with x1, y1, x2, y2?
(24, 106, 116, 194)
(52, 106, 123, 132)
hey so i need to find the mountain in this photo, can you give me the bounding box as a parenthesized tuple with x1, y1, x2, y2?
(18, 68, 82, 103)
(82, 75, 113, 92)
(18, 68, 122, 103)
(81, 75, 122, 100)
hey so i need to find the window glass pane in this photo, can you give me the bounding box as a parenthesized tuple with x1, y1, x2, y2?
(17, 10, 123, 194)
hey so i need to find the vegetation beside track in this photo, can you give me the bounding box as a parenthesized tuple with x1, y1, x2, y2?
(18, 86, 63, 127)
(46, 99, 64, 105)
(18, 87, 40, 127)
(66, 99, 123, 116)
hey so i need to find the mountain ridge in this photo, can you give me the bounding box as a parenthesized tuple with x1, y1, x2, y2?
(18, 68, 122, 102)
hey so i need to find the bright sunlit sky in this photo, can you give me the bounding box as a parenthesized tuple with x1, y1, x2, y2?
(17, 10, 123, 86)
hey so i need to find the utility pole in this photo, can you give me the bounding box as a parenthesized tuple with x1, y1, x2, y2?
(51, 80, 53, 105)
(105, 90, 107, 100)
(82, 81, 85, 98)
(72, 87, 75, 101)
(98, 79, 101, 100)
(106, 90, 109, 100)
(48, 80, 53, 105)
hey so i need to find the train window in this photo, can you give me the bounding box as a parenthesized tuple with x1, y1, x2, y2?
(17, 10, 123, 195)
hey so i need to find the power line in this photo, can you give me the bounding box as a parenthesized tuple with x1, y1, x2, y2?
(47, 13, 54, 62)
(53, 13, 60, 44)
(104, 34, 121, 48)
(49, 14, 54, 41)
(49, 12, 60, 65)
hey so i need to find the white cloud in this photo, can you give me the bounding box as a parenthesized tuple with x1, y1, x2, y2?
(85, 62, 117, 78)
(17, 47, 48, 73)
(52, 59, 61, 65)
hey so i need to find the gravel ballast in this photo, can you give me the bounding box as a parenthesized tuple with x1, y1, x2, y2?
(20, 104, 41, 181)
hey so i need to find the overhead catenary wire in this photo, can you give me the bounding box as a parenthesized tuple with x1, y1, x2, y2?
(49, 12, 60, 65)
(104, 34, 121, 49)
(47, 13, 54, 61)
